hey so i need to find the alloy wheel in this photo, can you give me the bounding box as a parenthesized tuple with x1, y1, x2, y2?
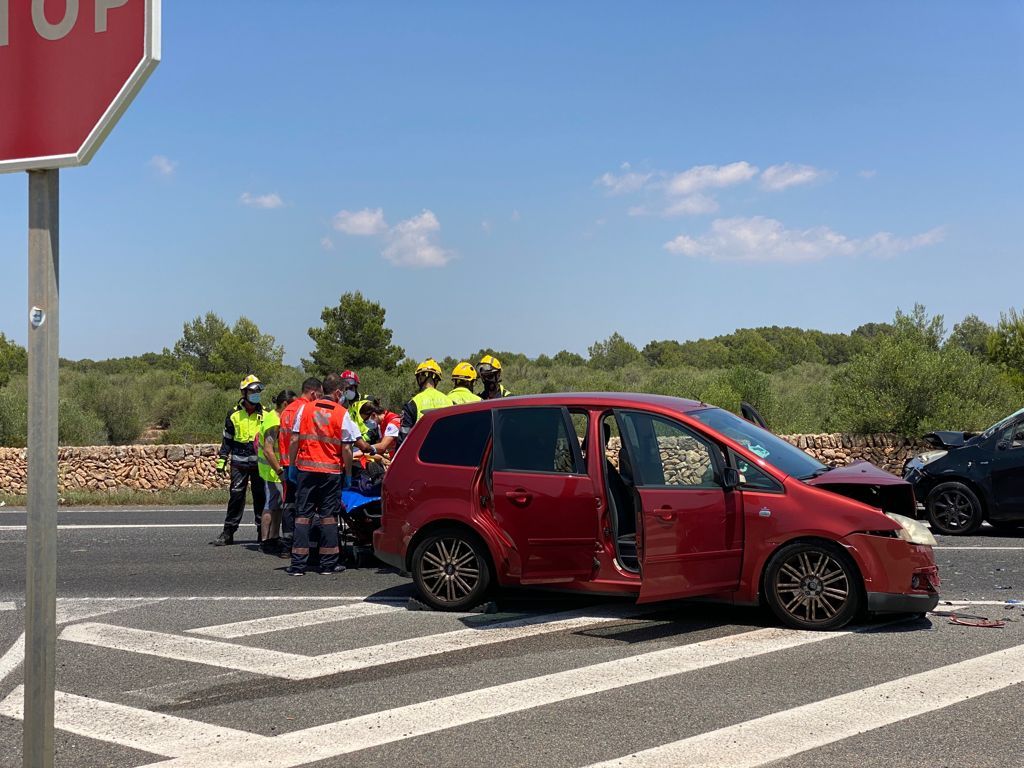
(773, 550, 851, 625)
(418, 537, 482, 605)
(932, 489, 975, 531)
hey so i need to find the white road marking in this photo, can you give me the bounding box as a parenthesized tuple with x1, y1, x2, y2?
(934, 600, 1023, 606)
(585, 643, 1024, 768)
(0, 633, 25, 687)
(188, 601, 405, 638)
(61, 608, 645, 680)
(0, 601, 15, 611)
(36, 595, 405, 602)
(143, 626, 849, 768)
(935, 546, 1024, 550)
(0, 685, 260, 757)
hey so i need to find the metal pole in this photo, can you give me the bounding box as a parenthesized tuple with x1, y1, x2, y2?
(24, 169, 58, 768)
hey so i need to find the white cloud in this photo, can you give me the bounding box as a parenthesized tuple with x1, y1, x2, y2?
(667, 161, 758, 196)
(149, 155, 176, 177)
(320, 237, 335, 251)
(859, 169, 878, 179)
(664, 216, 944, 263)
(760, 163, 828, 191)
(481, 219, 492, 234)
(663, 194, 719, 217)
(332, 207, 387, 235)
(511, 209, 521, 222)
(240, 192, 284, 209)
(382, 210, 452, 268)
(595, 170, 654, 195)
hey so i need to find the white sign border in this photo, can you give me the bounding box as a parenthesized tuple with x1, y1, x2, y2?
(0, 0, 161, 174)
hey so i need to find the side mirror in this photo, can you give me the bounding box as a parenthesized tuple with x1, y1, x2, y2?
(722, 467, 741, 490)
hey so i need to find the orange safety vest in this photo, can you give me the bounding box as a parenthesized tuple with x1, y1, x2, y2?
(295, 398, 347, 474)
(278, 398, 306, 467)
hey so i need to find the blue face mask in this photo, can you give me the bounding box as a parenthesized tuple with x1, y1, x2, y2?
(247, 392, 261, 405)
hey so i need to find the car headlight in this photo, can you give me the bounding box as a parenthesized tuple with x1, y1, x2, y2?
(917, 450, 947, 466)
(885, 513, 937, 547)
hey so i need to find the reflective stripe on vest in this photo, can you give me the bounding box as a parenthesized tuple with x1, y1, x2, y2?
(350, 400, 370, 440)
(412, 388, 453, 422)
(295, 398, 346, 474)
(278, 399, 304, 467)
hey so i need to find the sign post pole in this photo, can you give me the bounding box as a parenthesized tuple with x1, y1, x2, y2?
(24, 168, 59, 768)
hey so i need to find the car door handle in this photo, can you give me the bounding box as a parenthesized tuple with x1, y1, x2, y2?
(652, 506, 676, 522)
(505, 489, 533, 506)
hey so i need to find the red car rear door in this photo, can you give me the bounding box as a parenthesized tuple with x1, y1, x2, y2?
(614, 409, 743, 603)
(490, 406, 600, 583)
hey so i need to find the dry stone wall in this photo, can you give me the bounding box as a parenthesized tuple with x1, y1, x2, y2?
(0, 434, 932, 496)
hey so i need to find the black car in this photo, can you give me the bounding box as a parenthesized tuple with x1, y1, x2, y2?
(903, 407, 1024, 535)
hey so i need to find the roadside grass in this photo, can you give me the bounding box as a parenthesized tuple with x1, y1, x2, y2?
(0, 488, 225, 507)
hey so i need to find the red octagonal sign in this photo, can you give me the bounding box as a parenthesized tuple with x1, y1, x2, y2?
(0, 0, 160, 173)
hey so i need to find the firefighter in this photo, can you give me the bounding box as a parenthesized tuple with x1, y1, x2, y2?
(212, 375, 268, 547)
(341, 369, 373, 442)
(448, 362, 482, 405)
(277, 378, 323, 557)
(286, 373, 359, 576)
(478, 354, 512, 399)
(398, 359, 453, 447)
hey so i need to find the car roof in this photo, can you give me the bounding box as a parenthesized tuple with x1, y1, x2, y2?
(433, 392, 708, 414)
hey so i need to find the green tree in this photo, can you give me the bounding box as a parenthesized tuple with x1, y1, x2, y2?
(0, 333, 28, 388)
(305, 292, 405, 376)
(894, 303, 945, 350)
(988, 308, 1024, 378)
(172, 313, 230, 373)
(552, 350, 586, 367)
(210, 317, 284, 379)
(947, 314, 993, 358)
(588, 332, 643, 370)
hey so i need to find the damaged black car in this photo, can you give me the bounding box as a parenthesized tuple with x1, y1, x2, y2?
(903, 407, 1024, 535)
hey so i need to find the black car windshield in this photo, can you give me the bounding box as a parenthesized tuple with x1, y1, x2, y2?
(688, 407, 827, 480)
(981, 407, 1024, 439)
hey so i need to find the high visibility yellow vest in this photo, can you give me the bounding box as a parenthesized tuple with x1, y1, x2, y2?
(350, 400, 371, 440)
(447, 387, 481, 405)
(412, 388, 453, 422)
(256, 409, 281, 482)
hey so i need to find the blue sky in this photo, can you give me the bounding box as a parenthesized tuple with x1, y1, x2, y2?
(2, 1, 1023, 365)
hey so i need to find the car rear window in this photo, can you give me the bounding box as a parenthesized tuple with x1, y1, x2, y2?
(418, 410, 492, 467)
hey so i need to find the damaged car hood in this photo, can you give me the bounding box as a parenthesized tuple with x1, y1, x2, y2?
(805, 461, 917, 516)
(922, 431, 979, 449)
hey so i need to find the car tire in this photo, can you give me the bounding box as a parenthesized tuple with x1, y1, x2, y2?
(411, 528, 492, 611)
(926, 482, 983, 536)
(764, 541, 862, 631)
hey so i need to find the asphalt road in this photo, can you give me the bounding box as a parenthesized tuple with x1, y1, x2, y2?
(0, 506, 1022, 767)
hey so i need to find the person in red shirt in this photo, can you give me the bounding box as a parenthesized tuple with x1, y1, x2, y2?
(286, 373, 359, 576)
(358, 400, 402, 459)
(277, 377, 323, 558)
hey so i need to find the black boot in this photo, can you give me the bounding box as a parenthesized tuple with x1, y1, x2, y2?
(212, 531, 233, 546)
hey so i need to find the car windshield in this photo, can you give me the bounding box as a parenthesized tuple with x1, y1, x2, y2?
(687, 406, 827, 480)
(981, 407, 1024, 439)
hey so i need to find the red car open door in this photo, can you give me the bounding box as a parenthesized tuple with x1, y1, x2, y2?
(490, 406, 600, 583)
(615, 410, 743, 603)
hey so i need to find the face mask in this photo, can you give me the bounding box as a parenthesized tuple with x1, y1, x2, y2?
(365, 418, 378, 430)
(344, 390, 357, 402)
(247, 392, 261, 405)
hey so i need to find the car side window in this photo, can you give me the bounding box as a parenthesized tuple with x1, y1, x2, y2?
(617, 410, 720, 489)
(418, 410, 492, 467)
(493, 407, 584, 474)
(1000, 422, 1024, 449)
(729, 450, 782, 492)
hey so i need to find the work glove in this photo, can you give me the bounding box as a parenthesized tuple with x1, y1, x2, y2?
(287, 465, 298, 485)
(215, 458, 227, 475)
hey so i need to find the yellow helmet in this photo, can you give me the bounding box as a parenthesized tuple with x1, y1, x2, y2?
(239, 374, 263, 392)
(415, 358, 443, 377)
(478, 354, 502, 372)
(451, 362, 478, 383)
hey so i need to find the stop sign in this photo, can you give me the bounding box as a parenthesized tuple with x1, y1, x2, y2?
(0, 0, 160, 173)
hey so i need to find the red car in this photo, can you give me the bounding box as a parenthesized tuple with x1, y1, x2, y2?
(373, 394, 940, 630)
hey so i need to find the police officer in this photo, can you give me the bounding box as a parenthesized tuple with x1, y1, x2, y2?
(478, 354, 512, 400)
(286, 373, 360, 576)
(398, 359, 453, 446)
(448, 362, 482, 405)
(213, 375, 268, 547)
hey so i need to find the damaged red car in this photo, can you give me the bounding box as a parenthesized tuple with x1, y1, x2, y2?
(373, 394, 940, 630)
